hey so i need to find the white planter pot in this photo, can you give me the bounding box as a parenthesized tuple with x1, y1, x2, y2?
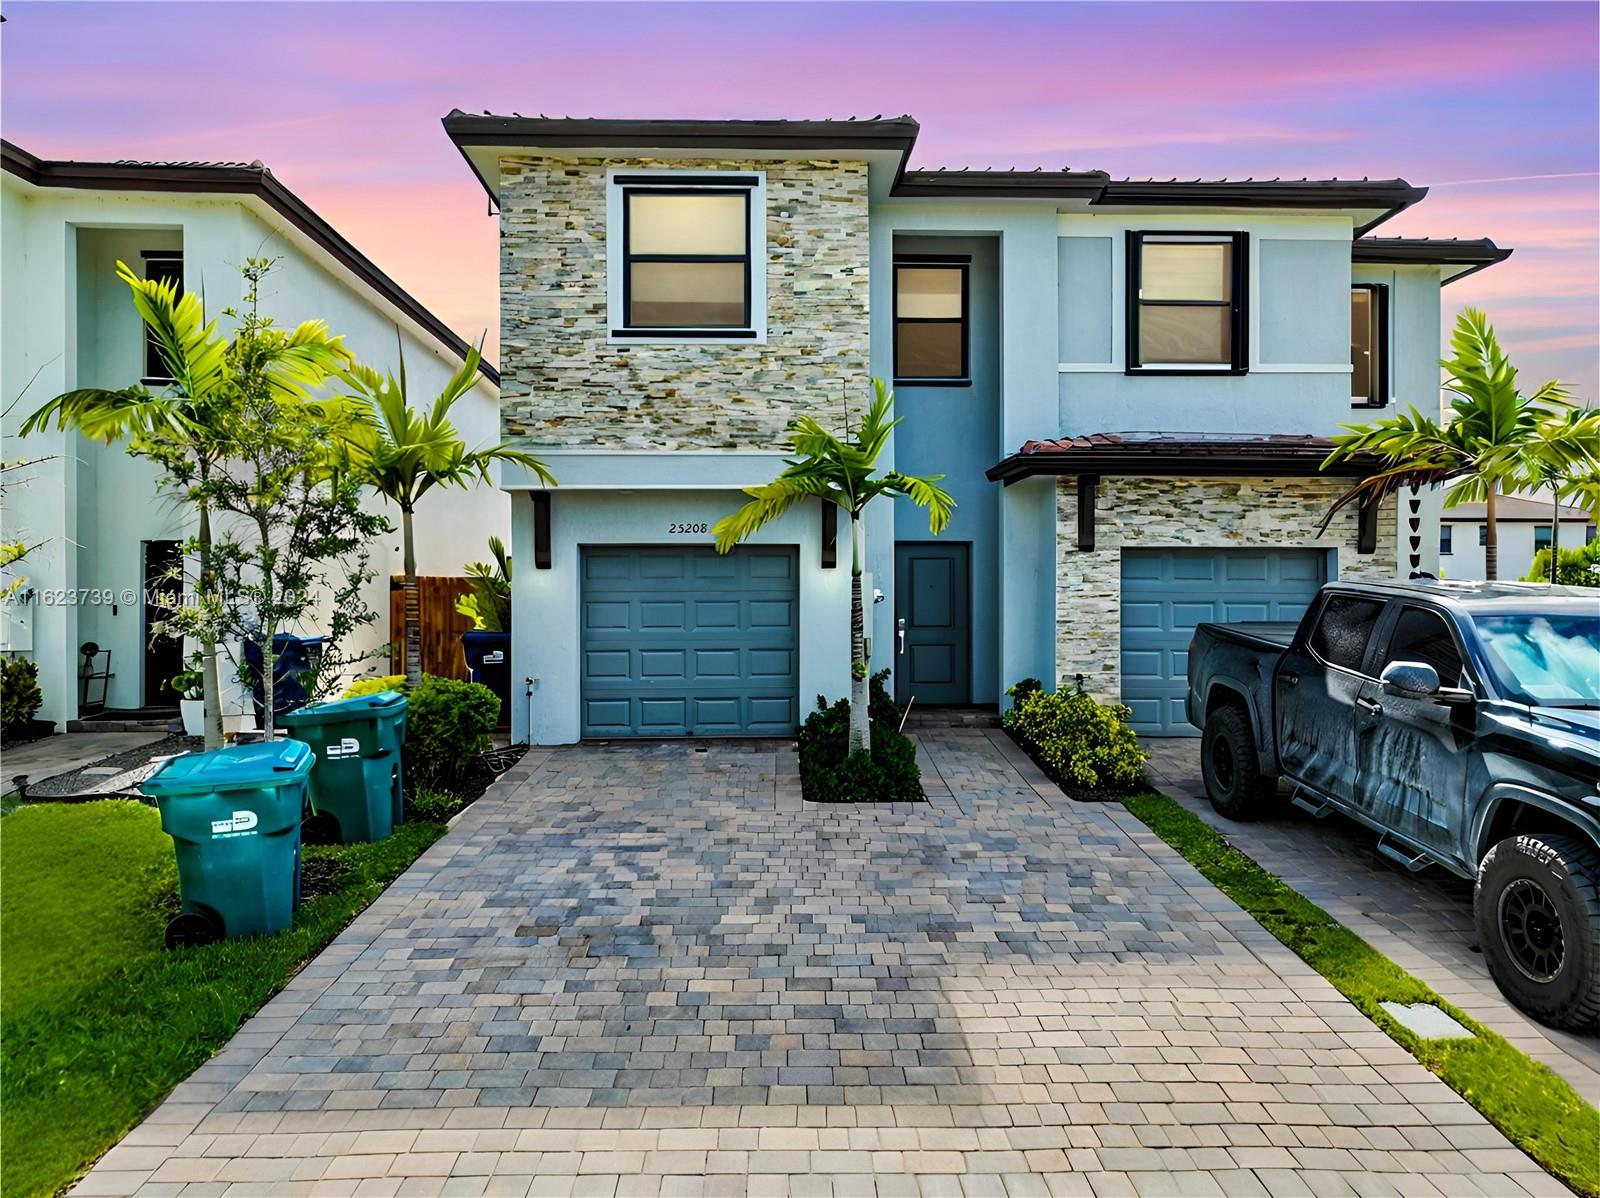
(179, 698, 205, 737)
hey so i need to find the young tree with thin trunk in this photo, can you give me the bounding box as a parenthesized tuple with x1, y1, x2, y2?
(22, 262, 344, 747)
(1321, 308, 1599, 579)
(338, 341, 553, 689)
(713, 380, 954, 753)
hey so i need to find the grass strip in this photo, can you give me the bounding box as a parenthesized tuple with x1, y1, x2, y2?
(1, 800, 446, 1198)
(1123, 789, 1600, 1197)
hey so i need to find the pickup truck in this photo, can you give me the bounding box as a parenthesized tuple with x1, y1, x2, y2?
(1187, 578, 1600, 1030)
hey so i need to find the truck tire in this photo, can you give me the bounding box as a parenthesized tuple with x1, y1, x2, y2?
(1200, 705, 1276, 820)
(1474, 834, 1600, 1031)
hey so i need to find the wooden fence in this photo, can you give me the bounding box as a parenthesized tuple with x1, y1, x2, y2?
(389, 576, 474, 680)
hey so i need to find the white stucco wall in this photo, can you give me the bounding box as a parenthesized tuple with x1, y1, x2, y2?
(1, 176, 504, 727)
(1439, 515, 1594, 581)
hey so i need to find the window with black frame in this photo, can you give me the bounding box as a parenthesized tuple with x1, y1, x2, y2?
(894, 260, 969, 383)
(1351, 283, 1389, 406)
(142, 250, 183, 382)
(619, 186, 752, 334)
(1126, 232, 1247, 373)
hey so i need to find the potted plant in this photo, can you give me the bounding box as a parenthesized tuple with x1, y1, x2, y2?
(168, 659, 206, 737)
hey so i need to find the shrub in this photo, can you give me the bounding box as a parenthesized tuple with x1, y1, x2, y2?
(867, 668, 902, 728)
(408, 788, 464, 823)
(342, 674, 407, 699)
(797, 689, 922, 804)
(1, 658, 44, 737)
(1522, 538, 1600, 587)
(1002, 683, 1147, 792)
(405, 675, 500, 791)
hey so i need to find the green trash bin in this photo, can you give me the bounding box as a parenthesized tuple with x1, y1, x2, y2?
(139, 740, 314, 946)
(281, 691, 409, 843)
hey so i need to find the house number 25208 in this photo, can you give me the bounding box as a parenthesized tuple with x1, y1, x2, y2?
(668, 522, 709, 535)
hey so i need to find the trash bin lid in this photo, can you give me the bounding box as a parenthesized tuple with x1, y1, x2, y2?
(140, 740, 315, 797)
(280, 690, 407, 726)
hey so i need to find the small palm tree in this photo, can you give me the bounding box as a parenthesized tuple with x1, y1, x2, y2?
(713, 380, 954, 753)
(1323, 308, 1600, 580)
(21, 261, 347, 747)
(340, 341, 554, 688)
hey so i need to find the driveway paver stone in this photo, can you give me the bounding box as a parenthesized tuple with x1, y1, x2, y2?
(73, 719, 1560, 1197)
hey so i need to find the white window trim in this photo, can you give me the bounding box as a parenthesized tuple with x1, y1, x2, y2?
(605, 167, 767, 345)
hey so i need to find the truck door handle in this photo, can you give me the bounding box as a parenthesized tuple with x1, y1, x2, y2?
(1281, 672, 1299, 687)
(1356, 697, 1383, 716)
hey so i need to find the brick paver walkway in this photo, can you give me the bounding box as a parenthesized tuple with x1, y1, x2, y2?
(1142, 738, 1600, 1106)
(76, 723, 1561, 1197)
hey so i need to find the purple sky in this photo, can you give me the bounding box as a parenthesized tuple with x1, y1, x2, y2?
(4, 1, 1596, 398)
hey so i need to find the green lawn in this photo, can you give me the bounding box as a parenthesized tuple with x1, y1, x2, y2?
(1124, 790, 1600, 1198)
(1, 800, 444, 1198)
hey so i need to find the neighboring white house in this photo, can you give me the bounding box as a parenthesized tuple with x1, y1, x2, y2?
(1, 141, 508, 733)
(1439, 494, 1596, 581)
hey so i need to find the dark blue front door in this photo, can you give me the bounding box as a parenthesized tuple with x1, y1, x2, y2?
(894, 542, 971, 706)
(579, 546, 799, 737)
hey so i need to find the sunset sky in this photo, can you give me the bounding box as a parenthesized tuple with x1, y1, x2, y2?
(4, 1, 1595, 399)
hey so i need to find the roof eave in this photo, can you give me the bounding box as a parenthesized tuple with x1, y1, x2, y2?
(986, 446, 1376, 485)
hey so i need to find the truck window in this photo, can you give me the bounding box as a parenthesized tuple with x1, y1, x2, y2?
(1309, 595, 1384, 672)
(1383, 607, 1465, 687)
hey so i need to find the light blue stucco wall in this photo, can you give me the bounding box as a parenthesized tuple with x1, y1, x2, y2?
(891, 235, 1000, 704)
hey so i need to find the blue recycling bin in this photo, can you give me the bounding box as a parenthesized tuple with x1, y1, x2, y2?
(139, 740, 314, 945)
(461, 630, 510, 728)
(243, 633, 327, 726)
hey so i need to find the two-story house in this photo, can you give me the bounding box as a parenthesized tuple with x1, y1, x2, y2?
(1, 141, 506, 733)
(444, 113, 1510, 743)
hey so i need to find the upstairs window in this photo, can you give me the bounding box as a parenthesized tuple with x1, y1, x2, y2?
(894, 259, 969, 383)
(1126, 232, 1247, 373)
(611, 173, 762, 340)
(141, 250, 183, 383)
(1351, 284, 1389, 407)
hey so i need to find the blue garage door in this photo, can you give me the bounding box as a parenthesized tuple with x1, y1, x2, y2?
(580, 547, 799, 737)
(1120, 549, 1326, 736)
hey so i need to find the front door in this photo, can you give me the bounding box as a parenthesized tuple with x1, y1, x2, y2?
(894, 542, 970, 706)
(143, 540, 184, 707)
(1355, 604, 1473, 864)
(1275, 591, 1385, 804)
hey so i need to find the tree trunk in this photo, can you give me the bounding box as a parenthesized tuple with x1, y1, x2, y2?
(848, 511, 870, 755)
(402, 506, 422, 690)
(1549, 492, 1560, 584)
(197, 497, 224, 750)
(258, 526, 276, 739)
(1485, 490, 1499, 581)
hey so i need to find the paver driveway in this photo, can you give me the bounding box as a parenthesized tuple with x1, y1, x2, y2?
(78, 722, 1559, 1197)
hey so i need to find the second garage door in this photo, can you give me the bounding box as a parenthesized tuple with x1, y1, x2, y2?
(1120, 549, 1326, 736)
(580, 546, 799, 737)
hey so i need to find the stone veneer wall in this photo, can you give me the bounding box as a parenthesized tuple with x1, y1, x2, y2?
(1055, 476, 1397, 698)
(497, 156, 871, 449)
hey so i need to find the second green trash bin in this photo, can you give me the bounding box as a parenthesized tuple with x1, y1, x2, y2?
(139, 740, 314, 946)
(282, 690, 409, 843)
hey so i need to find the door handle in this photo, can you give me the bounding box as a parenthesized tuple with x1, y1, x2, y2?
(898, 628, 906, 655)
(1356, 696, 1383, 716)
(1281, 672, 1299, 687)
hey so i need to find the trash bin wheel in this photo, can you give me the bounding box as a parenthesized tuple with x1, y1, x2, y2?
(166, 910, 222, 949)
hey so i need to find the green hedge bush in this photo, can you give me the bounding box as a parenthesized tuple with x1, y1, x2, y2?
(1, 658, 44, 738)
(797, 671, 922, 803)
(1002, 680, 1147, 793)
(337, 673, 498, 793)
(1522, 538, 1600, 587)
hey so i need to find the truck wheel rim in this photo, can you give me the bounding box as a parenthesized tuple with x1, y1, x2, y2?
(1498, 877, 1564, 984)
(1209, 736, 1236, 791)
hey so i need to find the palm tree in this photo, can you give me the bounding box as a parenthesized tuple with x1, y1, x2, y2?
(1322, 308, 1600, 580)
(713, 380, 954, 753)
(339, 341, 554, 688)
(21, 261, 346, 747)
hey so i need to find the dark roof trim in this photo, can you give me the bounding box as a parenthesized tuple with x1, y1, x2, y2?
(2, 139, 498, 386)
(1096, 178, 1426, 234)
(986, 435, 1375, 486)
(894, 168, 1108, 199)
(1353, 237, 1512, 285)
(443, 112, 923, 152)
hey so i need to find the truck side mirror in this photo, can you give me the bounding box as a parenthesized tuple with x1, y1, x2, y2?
(1380, 660, 1440, 697)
